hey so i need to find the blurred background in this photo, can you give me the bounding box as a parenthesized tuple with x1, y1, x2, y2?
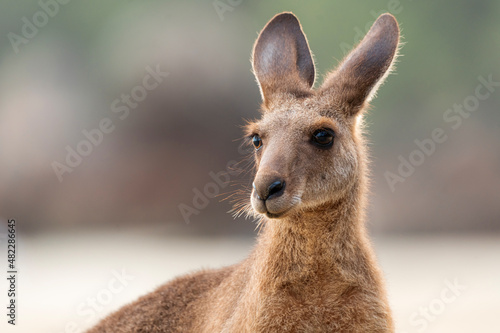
(0, 0, 499, 332)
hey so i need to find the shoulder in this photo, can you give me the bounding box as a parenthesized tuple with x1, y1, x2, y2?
(86, 265, 236, 333)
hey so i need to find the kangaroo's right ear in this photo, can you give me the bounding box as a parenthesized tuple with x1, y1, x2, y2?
(320, 14, 400, 116)
(252, 12, 315, 108)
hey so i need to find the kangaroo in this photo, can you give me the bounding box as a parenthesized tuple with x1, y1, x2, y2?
(88, 12, 400, 333)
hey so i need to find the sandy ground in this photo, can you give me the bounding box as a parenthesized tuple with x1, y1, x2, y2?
(0, 229, 499, 333)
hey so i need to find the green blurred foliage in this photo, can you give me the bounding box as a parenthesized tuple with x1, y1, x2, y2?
(1, 0, 498, 143)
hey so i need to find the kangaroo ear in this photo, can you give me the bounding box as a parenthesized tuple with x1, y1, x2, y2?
(320, 13, 400, 116)
(252, 12, 315, 106)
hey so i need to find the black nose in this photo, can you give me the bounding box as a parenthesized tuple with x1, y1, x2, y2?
(255, 179, 285, 201)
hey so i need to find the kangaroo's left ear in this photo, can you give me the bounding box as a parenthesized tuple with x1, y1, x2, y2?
(252, 12, 315, 107)
(320, 14, 400, 116)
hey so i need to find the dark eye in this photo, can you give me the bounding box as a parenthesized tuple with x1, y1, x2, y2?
(252, 135, 263, 150)
(312, 129, 335, 148)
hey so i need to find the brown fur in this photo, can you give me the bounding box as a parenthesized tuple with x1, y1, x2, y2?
(88, 12, 400, 333)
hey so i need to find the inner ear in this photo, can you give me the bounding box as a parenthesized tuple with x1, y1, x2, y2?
(320, 13, 400, 116)
(252, 13, 315, 105)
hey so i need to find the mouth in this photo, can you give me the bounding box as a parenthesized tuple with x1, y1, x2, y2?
(255, 199, 292, 219)
(251, 190, 298, 219)
(265, 211, 285, 219)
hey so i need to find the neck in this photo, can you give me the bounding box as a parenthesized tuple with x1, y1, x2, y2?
(250, 183, 377, 290)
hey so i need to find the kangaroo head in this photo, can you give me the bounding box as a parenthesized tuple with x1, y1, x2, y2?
(247, 13, 399, 219)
